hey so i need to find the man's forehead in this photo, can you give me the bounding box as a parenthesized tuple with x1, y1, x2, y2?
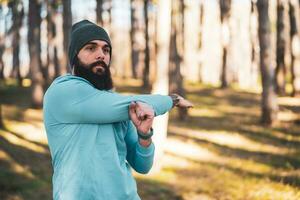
(85, 40, 109, 47)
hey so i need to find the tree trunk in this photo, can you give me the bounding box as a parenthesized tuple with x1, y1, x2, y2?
(275, 0, 288, 95)
(257, 0, 278, 125)
(289, 0, 300, 96)
(0, 35, 4, 80)
(28, 0, 44, 108)
(9, 1, 24, 86)
(250, 0, 259, 80)
(46, 0, 60, 81)
(219, 0, 232, 88)
(198, 1, 204, 82)
(151, 0, 171, 172)
(169, 0, 187, 121)
(143, 0, 150, 89)
(183, 0, 199, 82)
(96, 0, 104, 26)
(130, 0, 139, 78)
(0, 5, 9, 80)
(148, 1, 157, 84)
(62, 0, 72, 74)
(106, 0, 112, 32)
(0, 104, 4, 128)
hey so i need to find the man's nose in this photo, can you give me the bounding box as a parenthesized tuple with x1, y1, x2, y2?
(96, 49, 105, 60)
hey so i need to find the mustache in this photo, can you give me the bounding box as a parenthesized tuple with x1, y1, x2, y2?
(87, 60, 109, 70)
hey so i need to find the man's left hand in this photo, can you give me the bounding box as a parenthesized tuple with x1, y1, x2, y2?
(129, 102, 154, 134)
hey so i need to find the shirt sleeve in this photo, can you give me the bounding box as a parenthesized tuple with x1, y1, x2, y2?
(125, 121, 154, 174)
(45, 78, 173, 124)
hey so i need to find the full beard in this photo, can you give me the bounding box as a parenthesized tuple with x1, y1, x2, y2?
(73, 57, 113, 90)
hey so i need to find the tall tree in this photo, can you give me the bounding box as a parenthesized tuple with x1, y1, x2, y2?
(219, 0, 232, 88)
(143, 0, 150, 89)
(105, 0, 113, 32)
(28, 0, 44, 108)
(0, 4, 7, 80)
(275, 0, 289, 95)
(169, 0, 187, 120)
(0, 104, 3, 129)
(0, 35, 4, 80)
(151, 0, 171, 172)
(148, 0, 158, 84)
(130, 0, 139, 78)
(0, 6, 8, 127)
(62, 0, 72, 74)
(96, 0, 104, 26)
(289, 0, 300, 96)
(257, 0, 278, 125)
(46, 0, 60, 81)
(198, 0, 204, 82)
(8, 0, 24, 86)
(250, 0, 259, 79)
(183, 0, 199, 82)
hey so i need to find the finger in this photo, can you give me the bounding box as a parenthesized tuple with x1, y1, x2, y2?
(136, 104, 154, 118)
(129, 102, 137, 113)
(137, 111, 146, 120)
(186, 100, 194, 108)
(140, 118, 154, 131)
(129, 102, 141, 125)
(179, 99, 194, 108)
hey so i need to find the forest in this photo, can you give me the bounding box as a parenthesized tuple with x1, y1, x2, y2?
(1, 0, 300, 199)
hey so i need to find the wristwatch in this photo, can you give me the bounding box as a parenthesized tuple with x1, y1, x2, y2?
(169, 94, 180, 107)
(137, 128, 153, 140)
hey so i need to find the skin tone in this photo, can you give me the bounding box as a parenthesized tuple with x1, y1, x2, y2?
(75, 40, 194, 147)
(129, 102, 154, 147)
(130, 98, 194, 147)
(77, 40, 111, 75)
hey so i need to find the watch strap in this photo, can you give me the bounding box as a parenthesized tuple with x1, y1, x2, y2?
(170, 94, 180, 107)
(137, 128, 153, 140)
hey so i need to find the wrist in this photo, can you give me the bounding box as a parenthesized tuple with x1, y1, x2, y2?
(137, 127, 153, 140)
(138, 138, 152, 147)
(169, 94, 180, 107)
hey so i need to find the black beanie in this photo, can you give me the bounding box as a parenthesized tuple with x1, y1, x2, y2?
(68, 20, 112, 68)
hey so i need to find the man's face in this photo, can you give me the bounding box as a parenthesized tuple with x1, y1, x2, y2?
(77, 40, 111, 74)
(73, 40, 113, 90)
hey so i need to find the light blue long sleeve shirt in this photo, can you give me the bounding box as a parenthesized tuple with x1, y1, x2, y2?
(43, 74, 173, 200)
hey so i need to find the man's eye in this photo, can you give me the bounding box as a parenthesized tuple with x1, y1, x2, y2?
(103, 48, 110, 54)
(87, 46, 95, 51)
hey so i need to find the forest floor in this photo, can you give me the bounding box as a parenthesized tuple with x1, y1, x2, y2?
(1, 78, 300, 200)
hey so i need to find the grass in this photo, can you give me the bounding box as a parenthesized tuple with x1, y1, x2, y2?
(1, 79, 300, 199)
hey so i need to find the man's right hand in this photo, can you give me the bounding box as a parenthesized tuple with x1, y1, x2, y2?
(170, 94, 194, 108)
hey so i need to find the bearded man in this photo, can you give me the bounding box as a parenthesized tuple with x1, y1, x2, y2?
(43, 20, 192, 200)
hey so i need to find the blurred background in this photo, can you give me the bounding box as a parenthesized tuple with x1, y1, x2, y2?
(1, 0, 300, 199)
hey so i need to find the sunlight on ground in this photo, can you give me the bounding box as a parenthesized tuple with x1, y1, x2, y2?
(2, 105, 48, 145)
(169, 126, 291, 155)
(4, 120, 47, 145)
(243, 124, 300, 142)
(163, 133, 272, 175)
(279, 96, 300, 106)
(249, 182, 300, 200)
(188, 108, 224, 118)
(165, 137, 224, 163)
(0, 150, 35, 179)
(278, 110, 299, 122)
(0, 129, 47, 154)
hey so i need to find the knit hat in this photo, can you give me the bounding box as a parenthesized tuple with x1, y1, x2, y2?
(68, 20, 112, 68)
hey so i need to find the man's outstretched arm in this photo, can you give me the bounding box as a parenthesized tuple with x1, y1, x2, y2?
(44, 79, 173, 124)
